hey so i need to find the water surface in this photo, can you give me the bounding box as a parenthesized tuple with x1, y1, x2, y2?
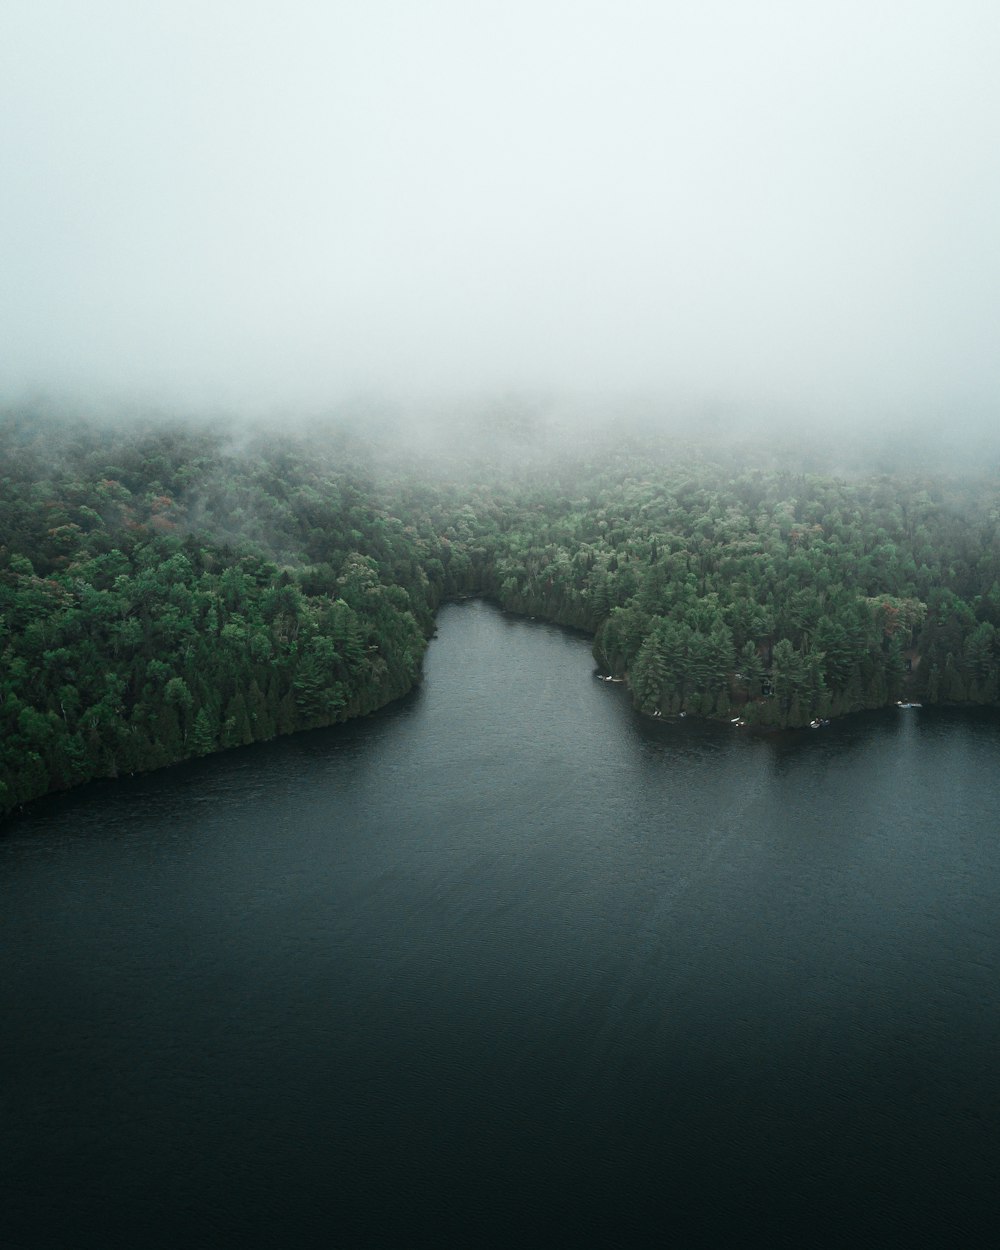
(4, 601, 999, 1246)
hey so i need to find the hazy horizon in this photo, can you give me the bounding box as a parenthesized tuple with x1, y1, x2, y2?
(3, 2, 999, 434)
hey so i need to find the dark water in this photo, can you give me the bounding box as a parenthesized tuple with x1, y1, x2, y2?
(3, 600, 1000, 1247)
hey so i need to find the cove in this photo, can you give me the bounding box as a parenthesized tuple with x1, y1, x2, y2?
(3, 599, 1000, 1246)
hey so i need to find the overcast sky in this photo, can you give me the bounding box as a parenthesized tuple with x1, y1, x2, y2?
(2, 1, 999, 426)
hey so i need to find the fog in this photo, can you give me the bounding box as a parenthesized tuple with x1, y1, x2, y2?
(3, 1, 999, 435)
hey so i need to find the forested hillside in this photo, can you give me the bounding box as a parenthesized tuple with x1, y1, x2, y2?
(2, 410, 999, 818)
(481, 453, 1000, 725)
(0, 413, 484, 816)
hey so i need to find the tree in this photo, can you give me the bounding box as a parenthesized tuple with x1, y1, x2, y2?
(190, 707, 217, 756)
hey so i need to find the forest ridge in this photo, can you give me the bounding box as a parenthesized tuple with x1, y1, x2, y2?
(2, 411, 999, 819)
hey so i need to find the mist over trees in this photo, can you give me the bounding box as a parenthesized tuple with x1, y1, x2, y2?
(2, 407, 999, 819)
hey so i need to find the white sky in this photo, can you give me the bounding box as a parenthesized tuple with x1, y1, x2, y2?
(2, 1, 999, 424)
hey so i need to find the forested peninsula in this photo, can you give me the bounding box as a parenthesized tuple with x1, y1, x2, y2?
(2, 409, 999, 819)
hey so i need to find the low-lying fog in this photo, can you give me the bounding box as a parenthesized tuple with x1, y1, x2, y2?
(2, 1, 999, 444)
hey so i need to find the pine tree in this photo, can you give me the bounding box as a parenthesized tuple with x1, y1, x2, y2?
(222, 692, 253, 748)
(190, 707, 217, 756)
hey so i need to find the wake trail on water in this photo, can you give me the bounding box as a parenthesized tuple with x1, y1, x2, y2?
(567, 749, 772, 1100)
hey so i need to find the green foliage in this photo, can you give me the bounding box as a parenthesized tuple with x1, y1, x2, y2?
(0, 414, 449, 816)
(2, 409, 999, 819)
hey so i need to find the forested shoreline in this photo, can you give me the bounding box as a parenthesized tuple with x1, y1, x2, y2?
(2, 410, 999, 819)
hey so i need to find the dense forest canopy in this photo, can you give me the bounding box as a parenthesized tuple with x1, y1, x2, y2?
(2, 408, 999, 819)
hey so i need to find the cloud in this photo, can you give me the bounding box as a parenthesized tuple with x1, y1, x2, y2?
(2, 1, 999, 425)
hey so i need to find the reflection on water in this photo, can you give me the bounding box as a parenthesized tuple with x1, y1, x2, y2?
(4, 601, 1000, 1246)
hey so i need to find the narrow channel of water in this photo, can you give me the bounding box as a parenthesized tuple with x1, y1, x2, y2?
(4, 600, 1000, 1246)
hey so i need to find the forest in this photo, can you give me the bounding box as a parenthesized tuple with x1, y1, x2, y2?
(2, 408, 999, 819)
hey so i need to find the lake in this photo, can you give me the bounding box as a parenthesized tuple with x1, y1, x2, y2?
(3, 600, 1000, 1246)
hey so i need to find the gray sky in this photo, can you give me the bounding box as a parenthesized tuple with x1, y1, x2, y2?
(2, 1, 999, 425)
